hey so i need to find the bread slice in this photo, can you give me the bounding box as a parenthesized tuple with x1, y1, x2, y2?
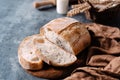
(40, 17, 91, 55)
(34, 36, 77, 67)
(18, 34, 43, 70)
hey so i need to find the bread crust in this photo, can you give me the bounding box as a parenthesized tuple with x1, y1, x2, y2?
(18, 34, 43, 70)
(42, 17, 78, 33)
(60, 22, 91, 55)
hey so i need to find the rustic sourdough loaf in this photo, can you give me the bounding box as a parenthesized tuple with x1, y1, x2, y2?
(18, 34, 43, 70)
(34, 36, 77, 67)
(40, 17, 91, 55)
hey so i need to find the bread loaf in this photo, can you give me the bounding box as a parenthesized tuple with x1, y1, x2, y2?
(34, 36, 77, 67)
(40, 17, 91, 55)
(18, 34, 43, 70)
(18, 17, 91, 79)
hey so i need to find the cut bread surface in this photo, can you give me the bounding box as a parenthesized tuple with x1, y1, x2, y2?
(35, 37, 77, 67)
(18, 34, 43, 70)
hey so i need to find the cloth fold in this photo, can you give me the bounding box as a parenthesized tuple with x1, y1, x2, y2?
(64, 24, 120, 80)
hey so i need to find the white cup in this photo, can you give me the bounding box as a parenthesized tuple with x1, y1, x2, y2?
(56, 0, 69, 14)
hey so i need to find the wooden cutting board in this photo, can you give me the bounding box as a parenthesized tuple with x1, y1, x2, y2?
(25, 51, 88, 79)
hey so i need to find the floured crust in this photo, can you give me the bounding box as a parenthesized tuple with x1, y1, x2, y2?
(18, 34, 43, 70)
(42, 17, 79, 34)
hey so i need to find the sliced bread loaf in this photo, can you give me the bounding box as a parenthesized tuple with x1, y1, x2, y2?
(18, 34, 43, 70)
(34, 36, 77, 67)
(40, 17, 91, 55)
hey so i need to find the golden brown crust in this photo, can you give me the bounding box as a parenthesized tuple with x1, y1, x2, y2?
(60, 22, 91, 55)
(42, 17, 79, 34)
(64, 23, 91, 55)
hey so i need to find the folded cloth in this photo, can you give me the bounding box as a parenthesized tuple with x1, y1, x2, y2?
(64, 23, 120, 80)
(65, 67, 120, 80)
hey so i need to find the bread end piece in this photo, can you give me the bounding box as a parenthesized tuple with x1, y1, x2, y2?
(18, 34, 43, 70)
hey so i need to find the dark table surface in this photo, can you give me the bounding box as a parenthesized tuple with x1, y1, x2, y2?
(0, 0, 119, 80)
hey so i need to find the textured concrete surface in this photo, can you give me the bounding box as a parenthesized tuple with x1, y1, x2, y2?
(0, 0, 90, 80)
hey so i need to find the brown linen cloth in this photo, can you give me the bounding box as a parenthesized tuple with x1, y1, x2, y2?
(64, 23, 120, 80)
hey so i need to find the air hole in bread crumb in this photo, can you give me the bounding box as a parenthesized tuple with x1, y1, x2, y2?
(30, 52, 33, 54)
(47, 28, 52, 31)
